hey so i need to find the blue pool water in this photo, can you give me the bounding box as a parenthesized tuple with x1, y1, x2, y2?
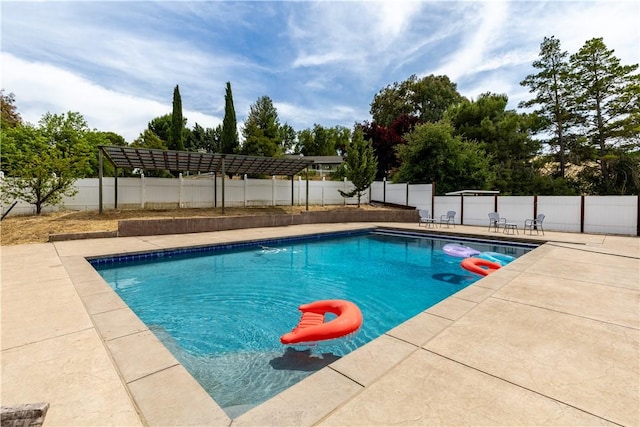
(92, 230, 533, 417)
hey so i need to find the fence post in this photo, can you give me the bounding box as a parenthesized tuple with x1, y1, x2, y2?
(244, 174, 248, 207)
(272, 175, 276, 206)
(140, 172, 146, 209)
(383, 177, 386, 204)
(343, 177, 347, 206)
(580, 195, 585, 233)
(322, 177, 325, 207)
(431, 181, 435, 216)
(179, 173, 184, 208)
(405, 183, 409, 206)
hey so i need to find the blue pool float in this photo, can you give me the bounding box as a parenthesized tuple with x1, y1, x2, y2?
(476, 252, 516, 266)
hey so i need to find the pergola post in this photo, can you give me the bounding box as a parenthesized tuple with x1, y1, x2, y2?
(290, 175, 294, 206)
(221, 155, 225, 214)
(114, 169, 118, 210)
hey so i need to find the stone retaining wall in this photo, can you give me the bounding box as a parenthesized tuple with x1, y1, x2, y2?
(117, 209, 419, 237)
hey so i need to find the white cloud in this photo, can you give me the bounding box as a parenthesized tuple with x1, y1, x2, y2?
(431, 2, 510, 81)
(275, 101, 364, 131)
(1, 0, 637, 141)
(289, 1, 423, 71)
(428, 0, 639, 109)
(1, 53, 221, 141)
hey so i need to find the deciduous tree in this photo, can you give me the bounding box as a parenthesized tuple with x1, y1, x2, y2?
(297, 124, 350, 156)
(361, 114, 419, 179)
(0, 112, 92, 214)
(1, 89, 21, 128)
(370, 74, 464, 126)
(394, 121, 493, 194)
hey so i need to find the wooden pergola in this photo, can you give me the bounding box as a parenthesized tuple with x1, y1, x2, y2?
(98, 146, 314, 214)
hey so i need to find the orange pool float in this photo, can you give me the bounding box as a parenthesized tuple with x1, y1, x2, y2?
(460, 257, 501, 276)
(280, 299, 363, 345)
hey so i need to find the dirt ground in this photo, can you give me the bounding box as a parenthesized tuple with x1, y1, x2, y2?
(0, 205, 387, 246)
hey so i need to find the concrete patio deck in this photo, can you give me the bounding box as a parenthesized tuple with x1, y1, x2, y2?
(1, 223, 638, 426)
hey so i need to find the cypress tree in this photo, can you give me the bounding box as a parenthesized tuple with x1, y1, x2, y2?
(170, 85, 184, 151)
(221, 82, 239, 154)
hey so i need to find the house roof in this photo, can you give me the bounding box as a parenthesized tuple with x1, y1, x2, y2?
(445, 190, 500, 195)
(100, 146, 313, 176)
(285, 155, 344, 164)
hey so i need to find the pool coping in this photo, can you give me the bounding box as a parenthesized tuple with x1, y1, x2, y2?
(84, 227, 537, 422)
(74, 225, 543, 424)
(2, 223, 638, 426)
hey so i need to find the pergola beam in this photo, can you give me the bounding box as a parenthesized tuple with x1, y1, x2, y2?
(97, 146, 314, 214)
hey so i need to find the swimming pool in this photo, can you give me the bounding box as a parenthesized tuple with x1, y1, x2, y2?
(91, 230, 533, 417)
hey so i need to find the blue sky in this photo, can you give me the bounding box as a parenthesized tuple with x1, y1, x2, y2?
(2, 1, 638, 142)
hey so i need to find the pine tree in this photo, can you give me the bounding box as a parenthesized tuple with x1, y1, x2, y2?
(221, 82, 239, 154)
(520, 36, 575, 178)
(241, 96, 281, 157)
(338, 128, 377, 207)
(569, 37, 640, 193)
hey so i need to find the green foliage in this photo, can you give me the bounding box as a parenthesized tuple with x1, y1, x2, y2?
(132, 128, 168, 150)
(370, 74, 464, 126)
(1, 89, 21, 128)
(279, 123, 297, 154)
(568, 37, 640, 194)
(85, 131, 112, 177)
(296, 124, 350, 156)
(241, 96, 281, 157)
(0, 112, 93, 213)
(520, 36, 576, 178)
(445, 93, 540, 194)
(129, 129, 172, 177)
(170, 85, 185, 151)
(221, 82, 239, 154)
(521, 36, 639, 194)
(187, 123, 219, 153)
(148, 114, 172, 144)
(338, 128, 377, 207)
(394, 121, 494, 194)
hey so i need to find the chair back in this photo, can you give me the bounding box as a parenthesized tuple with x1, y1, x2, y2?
(418, 209, 430, 219)
(447, 211, 456, 220)
(488, 212, 499, 222)
(536, 213, 545, 223)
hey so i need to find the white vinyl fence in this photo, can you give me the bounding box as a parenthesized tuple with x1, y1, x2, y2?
(1, 175, 363, 215)
(420, 195, 638, 236)
(2, 176, 638, 236)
